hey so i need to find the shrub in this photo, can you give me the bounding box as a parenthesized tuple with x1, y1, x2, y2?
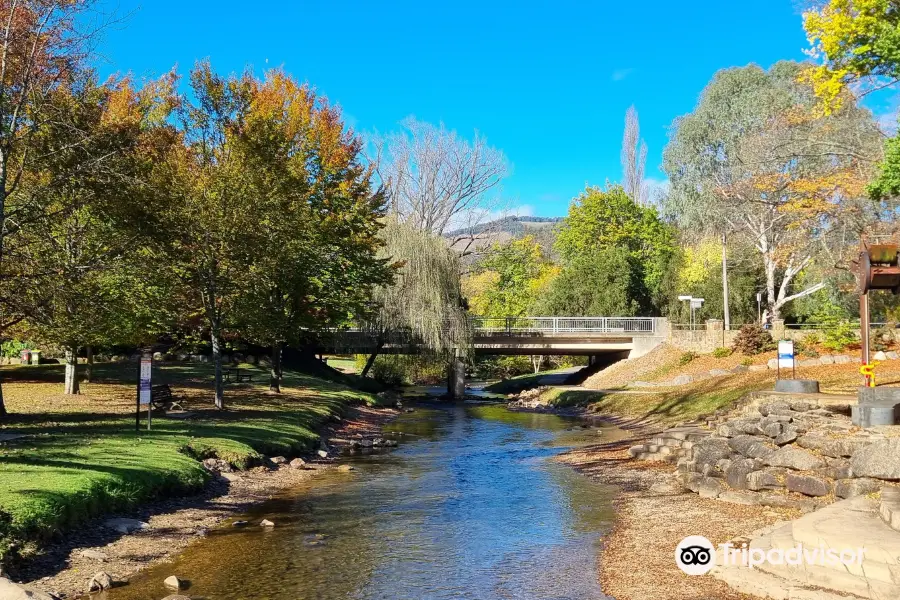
(741, 357, 753, 367)
(823, 321, 858, 351)
(0, 340, 32, 359)
(679, 351, 698, 365)
(801, 332, 822, 347)
(712, 347, 732, 359)
(732, 324, 774, 355)
(355, 354, 447, 385)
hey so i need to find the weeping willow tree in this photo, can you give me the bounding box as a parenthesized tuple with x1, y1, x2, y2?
(361, 218, 471, 377)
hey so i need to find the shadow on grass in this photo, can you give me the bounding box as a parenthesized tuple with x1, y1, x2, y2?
(0, 364, 375, 573)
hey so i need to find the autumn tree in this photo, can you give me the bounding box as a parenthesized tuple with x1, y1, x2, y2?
(803, 0, 900, 111)
(12, 76, 164, 394)
(0, 0, 102, 414)
(155, 63, 265, 410)
(663, 62, 882, 322)
(233, 72, 391, 393)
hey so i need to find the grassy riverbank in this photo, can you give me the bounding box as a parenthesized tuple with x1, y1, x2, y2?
(483, 367, 575, 395)
(0, 361, 377, 561)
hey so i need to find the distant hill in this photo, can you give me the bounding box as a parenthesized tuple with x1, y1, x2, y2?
(445, 215, 562, 239)
(446, 215, 563, 256)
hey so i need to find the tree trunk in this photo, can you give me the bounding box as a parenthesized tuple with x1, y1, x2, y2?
(84, 346, 93, 383)
(722, 232, 730, 331)
(763, 250, 778, 324)
(0, 377, 7, 418)
(270, 342, 282, 393)
(531, 355, 542, 373)
(361, 340, 384, 378)
(211, 327, 224, 410)
(64, 346, 80, 395)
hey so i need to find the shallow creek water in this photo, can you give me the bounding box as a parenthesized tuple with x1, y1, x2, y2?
(107, 401, 624, 600)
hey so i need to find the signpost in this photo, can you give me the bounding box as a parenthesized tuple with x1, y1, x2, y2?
(137, 354, 152, 431)
(678, 295, 705, 329)
(777, 340, 795, 380)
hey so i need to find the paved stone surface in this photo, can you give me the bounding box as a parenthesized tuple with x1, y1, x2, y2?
(717, 497, 900, 599)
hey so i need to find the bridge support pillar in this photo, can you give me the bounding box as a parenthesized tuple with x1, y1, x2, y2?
(448, 348, 465, 400)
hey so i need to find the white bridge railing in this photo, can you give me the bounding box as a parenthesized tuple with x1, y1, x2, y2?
(470, 316, 658, 335)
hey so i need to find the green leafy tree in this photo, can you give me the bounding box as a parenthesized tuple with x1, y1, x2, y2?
(0, 1, 103, 415)
(663, 62, 881, 322)
(470, 236, 557, 317)
(360, 218, 468, 377)
(533, 247, 642, 316)
(554, 185, 676, 310)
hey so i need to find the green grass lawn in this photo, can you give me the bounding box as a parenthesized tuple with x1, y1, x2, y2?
(0, 361, 376, 560)
(540, 378, 769, 422)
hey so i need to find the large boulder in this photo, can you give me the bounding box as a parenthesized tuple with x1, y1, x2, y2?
(785, 473, 832, 497)
(688, 476, 728, 498)
(850, 439, 900, 480)
(774, 425, 799, 446)
(764, 446, 826, 471)
(835, 478, 882, 499)
(724, 458, 758, 490)
(691, 438, 733, 470)
(0, 578, 60, 600)
(747, 469, 785, 491)
(86, 572, 113, 593)
(817, 458, 852, 480)
(103, 517, 149, 534)
(727, 435, 774, 460)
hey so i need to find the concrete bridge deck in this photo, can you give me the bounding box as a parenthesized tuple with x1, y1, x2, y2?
(324, 317, 667, 360)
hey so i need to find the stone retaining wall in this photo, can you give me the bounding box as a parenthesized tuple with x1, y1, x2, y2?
(630, 397, 900, 513)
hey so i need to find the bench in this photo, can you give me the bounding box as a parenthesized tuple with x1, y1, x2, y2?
(224, 368, 253, 383)
(150, 384, 185, 412)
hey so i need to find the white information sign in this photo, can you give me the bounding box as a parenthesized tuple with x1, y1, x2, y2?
(139, 358, 152, 405)
(777, 340, 795, 369)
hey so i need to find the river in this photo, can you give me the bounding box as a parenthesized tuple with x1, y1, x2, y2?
(107, 400, 625, 600)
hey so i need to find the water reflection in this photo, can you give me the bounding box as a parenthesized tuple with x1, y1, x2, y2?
(107, 403, 618, 600)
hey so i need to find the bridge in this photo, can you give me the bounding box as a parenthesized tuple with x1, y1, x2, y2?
(324, 316, 668, 398)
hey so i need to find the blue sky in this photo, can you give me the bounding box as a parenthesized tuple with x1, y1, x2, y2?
(93, 0, 877, 217)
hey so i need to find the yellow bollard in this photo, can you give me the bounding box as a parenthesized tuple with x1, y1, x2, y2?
(860, 362, 879, 387)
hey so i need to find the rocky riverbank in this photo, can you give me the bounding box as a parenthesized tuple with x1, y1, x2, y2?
(8, 403, 399, 600)
(557, 423, 790, 600)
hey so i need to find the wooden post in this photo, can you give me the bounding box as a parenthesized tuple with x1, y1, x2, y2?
(861, 292, 871, 387)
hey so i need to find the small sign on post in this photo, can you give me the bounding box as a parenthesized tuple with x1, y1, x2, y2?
(137, 355, 152, 431)
(777, 340, 795, 380)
